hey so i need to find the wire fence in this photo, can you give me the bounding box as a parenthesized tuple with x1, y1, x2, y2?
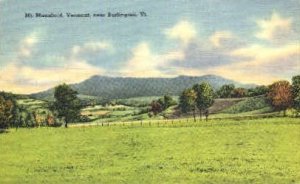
(69, 113, 285, 128)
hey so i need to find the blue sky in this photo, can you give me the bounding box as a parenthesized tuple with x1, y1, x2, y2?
(0, 0, 299, 93)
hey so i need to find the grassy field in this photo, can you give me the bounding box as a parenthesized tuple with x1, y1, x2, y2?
(1, 117, 299, 183)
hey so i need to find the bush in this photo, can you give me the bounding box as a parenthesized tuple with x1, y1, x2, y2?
(286, 108, 300, 117)
(79, 115, 91, 122)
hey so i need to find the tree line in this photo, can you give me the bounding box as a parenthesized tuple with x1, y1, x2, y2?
(176, 75, 300, 119)
(0, 84, 81, 129)
(179, 82, 214, 122)
(216, 84, 268, 98)
(0, 75, 299, 129)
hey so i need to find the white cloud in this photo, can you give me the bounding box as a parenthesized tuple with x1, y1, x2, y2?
(0, 62, 103, 94)
(230, 43, 299, 65)
(209, 12, 298, 84)
(18, 32, 39, 58)
(164, 21, 197, 45)
(121, 42, 185, 77)
(120, 13, 299, 84)
(121, 42, 161, 77)
(215, 42, 300, 84)
(256, 12, 293, 42)
(195, 12, 299, 84)
(71, 41, 112, 56)
(209, 31, 233, 48)
(0, 34, 110, 93)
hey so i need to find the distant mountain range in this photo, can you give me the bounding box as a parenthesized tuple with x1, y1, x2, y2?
(31, 75, 256, 101)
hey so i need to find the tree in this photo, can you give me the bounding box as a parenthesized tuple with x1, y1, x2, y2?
(248, 85, 269, 97)
(162, 95, 176, 109)
(193, 82, 214, 120)
(231, 88, 247, 98)
(292, 75, 300, 115)
(0, 92, 20, 129)
(25, 112, 36, 127)
(53, 84, 81, 128)
(217, 84, 235, 98)
(12, 108, 21, 130)
(150, 100, 163, 116)
(149, 95, 176, 116)
(46, 114, 55, 126)
(179, 88, 197, 122)
(267, 81, 293, 116)
(0, 96, 14, 129)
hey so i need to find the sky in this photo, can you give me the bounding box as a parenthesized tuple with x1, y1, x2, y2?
(0, 0, 299, 94)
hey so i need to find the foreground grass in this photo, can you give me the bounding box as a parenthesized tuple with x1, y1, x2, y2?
(0, 118, 299, 184)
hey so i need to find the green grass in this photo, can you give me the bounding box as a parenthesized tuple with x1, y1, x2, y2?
(1, 117, 300, 183)
(221, 96, 271, 114)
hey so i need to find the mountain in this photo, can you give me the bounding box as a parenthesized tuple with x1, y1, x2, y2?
(31, 75, 256, 101)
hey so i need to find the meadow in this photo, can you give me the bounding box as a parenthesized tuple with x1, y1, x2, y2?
(1, 117, 299, 183)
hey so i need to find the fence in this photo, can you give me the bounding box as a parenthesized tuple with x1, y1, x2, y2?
(69, 113, 284, 128)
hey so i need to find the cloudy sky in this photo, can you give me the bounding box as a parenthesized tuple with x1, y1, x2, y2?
(0, 0, 299, 94)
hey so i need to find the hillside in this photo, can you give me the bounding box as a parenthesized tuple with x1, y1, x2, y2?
(31, 75, 255, 101)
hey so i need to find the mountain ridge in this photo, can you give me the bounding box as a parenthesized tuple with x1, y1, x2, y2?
(31, 75, 256, 101)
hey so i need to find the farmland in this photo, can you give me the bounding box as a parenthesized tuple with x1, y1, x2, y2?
(14, 95, 290, 128)
(0, 117, 299, 183)
(17, 95, 281, 125)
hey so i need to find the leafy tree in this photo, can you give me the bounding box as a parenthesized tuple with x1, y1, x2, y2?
(46, 114, 55, 126)
(12, 108, 21, 129)
(217, 84, 235, 98)
(0, 96, 14, 129)
(231, 88, 247, 98)
(267, 81, 293, 116)
(53, 84, 81, 128)
(19, 115, 25, 127)
(25, 113, 36, 127)
(149, 95, 176, 116)
(292, 75, 300, 115)
(150, 100, 163, 115)
(193, 82, 214, 120)
(33, 112, 46, 127)
(157, 98, 165, 108)
(0, 92, 21, 129)
(162, 95, 177, 109)
(179, 88, 197, 122)
(248, 85, 269, 97)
